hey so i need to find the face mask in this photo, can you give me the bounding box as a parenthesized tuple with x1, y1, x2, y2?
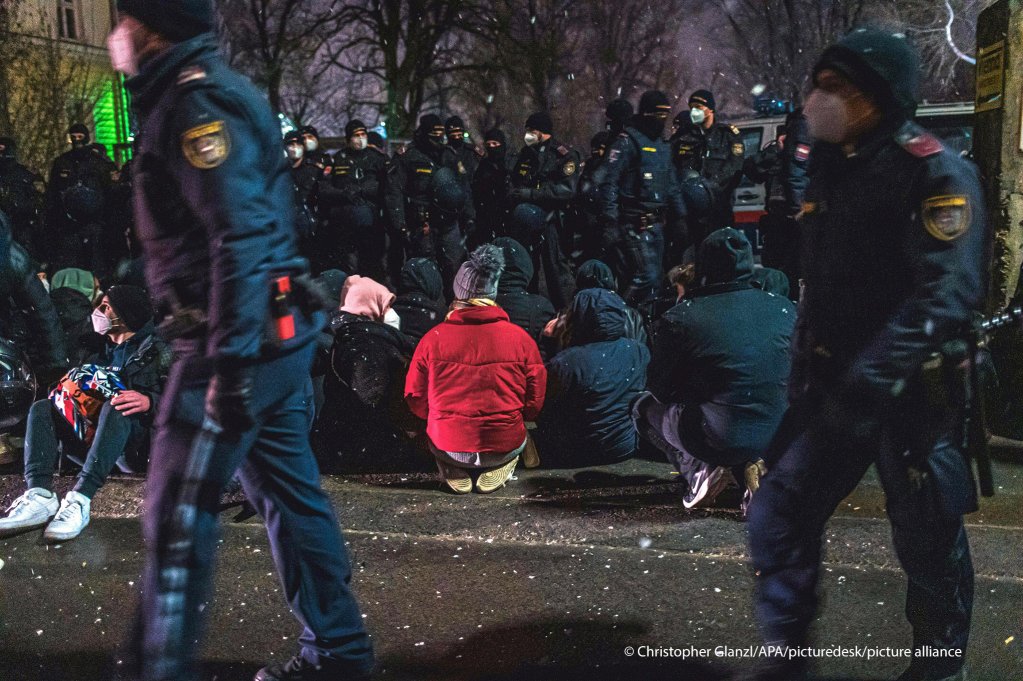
(107, 24, 139, 76)
(524, 132, 539, 147)
(804, 89, 848, 144)
(304, 139, 318, 152)
(91, 308, 112, 335)
(689, 107, 706, 126)
(286, 145, 304, 161)
(352, 136, 368, 151)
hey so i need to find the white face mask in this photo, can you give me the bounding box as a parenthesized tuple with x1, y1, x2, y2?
(304, 138, 318, 152)
(91, 308, 113, 335)
(524, 132, 539, 147)
(107, 24, 139, 76)
(286, 144, 304, 161)
(804, 89, 848, 144)
(351, 136, 368, 151)
(689, 107, 706, 126)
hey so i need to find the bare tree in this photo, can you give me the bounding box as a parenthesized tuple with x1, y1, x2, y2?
(0, 1, 106, 175)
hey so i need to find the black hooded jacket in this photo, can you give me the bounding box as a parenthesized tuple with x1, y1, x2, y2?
(648, 228, 795, 466)
(574, 259, 648, 346)
(393, 257, 446, 343)
(494, 237, 556, 343)
(537, 288, 650, 464)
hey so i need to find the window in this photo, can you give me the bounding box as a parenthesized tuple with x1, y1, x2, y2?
(57, 0, 78, 40)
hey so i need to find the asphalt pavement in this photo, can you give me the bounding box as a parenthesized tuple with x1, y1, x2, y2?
(1, 450, 1020, 681)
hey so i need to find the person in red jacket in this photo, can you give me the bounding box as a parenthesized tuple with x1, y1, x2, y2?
(405, 244, 546, 494)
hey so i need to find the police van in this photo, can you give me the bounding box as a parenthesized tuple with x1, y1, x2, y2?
(729, 102, 974, 249)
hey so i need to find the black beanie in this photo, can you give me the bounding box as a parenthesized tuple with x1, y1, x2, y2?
(525, 111, 554, 135)
(814, 27, 920, 118)
(639, 90, 671, 117)
(299, 125, 319, 139)
(284, 130, 303, 145)
(116, 0, 213, 42)
(688, 89, 716, 111)
(484, 128, 506, 145)
(345, 119, 367, 139)
(418, 114, 445, 136)
(445, 116, 465, 132)
(367, 131, 384, 148)
(106, 285, 153, 332)
(68, 123, 90, 142)
(605, 99, 634, 124)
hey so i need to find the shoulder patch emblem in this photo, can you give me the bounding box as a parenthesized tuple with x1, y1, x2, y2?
(557, 145, 569, 156)
(181, 121, 229, 169)
(562, 160, 577, 176)
(732, 142, 745, 156)
(922, 195, 970, 241)
(794, 143, 811, 162)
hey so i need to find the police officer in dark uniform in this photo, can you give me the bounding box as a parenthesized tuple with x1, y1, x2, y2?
(507, 111, 580, 310)
(744, 29, 985, 681)
(324, 119, 389, 281)
(742, 108, 811, 298)
(386, 114, 474, 299)
(596, 91, 688, 308)
(471, 128, 514, 248)
(283, 130, 320, 261)
(669, 90, 745, 245)
(112, 2, 373, 679)
(572, 130, 611, 264)
(44, 124, 117, 273)
(0, 137, 43, 260)
(445, 115, 480, 181)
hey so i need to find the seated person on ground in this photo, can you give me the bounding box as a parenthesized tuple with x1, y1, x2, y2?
(405, 245, 546, 494)
(393, 257, 446, 344)
(0, 285, 170, 541)
(493, 237, 557, 344)
(316, 275, 417, 464)
(535, 288, 650, 466)
(49, 267, 103, 366)
(633, 228, 795, 511)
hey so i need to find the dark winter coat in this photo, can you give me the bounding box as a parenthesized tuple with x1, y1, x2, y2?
(536, 289, 650, 465)
(393, 258, 446, 343)
(50, 287, 96, 366)
(648, 229, 795, 466)
(494, 237, 556, 343)
(319, 311, 418, 458)
(574, 259, 647, 346)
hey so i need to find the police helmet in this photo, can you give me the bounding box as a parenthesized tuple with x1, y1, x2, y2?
(680, 175, 714, 218)
(62, 184, 104, 223)
(0, 338, 36, 429)
(431, 167, 466, 214)
(338, 203, 376, 232)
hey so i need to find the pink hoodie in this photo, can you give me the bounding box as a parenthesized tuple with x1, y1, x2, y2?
(339, 275, 395, 322)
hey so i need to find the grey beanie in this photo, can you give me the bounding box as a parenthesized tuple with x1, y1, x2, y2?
(453, 244, 505, 301)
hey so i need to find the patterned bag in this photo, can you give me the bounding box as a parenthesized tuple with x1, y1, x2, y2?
(48, 364, 126, 443)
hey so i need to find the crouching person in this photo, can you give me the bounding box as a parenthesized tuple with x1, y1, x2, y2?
(535, 288, 649, 466)
(0, 285, 169, 540)
(405, 244, 546, 493)
(633, 229, 794, 511)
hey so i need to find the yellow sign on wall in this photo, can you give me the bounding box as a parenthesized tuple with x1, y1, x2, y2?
(976, 39, 1005, 113)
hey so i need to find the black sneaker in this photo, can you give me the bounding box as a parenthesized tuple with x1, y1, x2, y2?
(255, 654, 372, 681)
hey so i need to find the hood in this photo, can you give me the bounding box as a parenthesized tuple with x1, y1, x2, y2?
(51, 267, 96, 301)
(697, 227, 754, 286)
(398, 257, 443, 301)
(339, 275, 395, 322)
(576, 259, 615, 291)
(751, 267, 790, 297)
(494, 237, 533, 293)
(570, 288, 627, 344)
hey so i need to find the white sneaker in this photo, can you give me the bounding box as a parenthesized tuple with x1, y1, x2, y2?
(0, 487, 58, 536)
(682, 465, 736, 509)
(43, 491, 91, 542)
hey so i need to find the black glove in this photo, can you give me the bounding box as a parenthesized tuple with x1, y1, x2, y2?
(205, 366, 255, 432)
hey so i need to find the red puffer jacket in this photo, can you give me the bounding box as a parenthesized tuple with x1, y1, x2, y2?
(405, 305, 546, 453)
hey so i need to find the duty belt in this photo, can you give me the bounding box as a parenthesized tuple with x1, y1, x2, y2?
(623, 211, 664, 231)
